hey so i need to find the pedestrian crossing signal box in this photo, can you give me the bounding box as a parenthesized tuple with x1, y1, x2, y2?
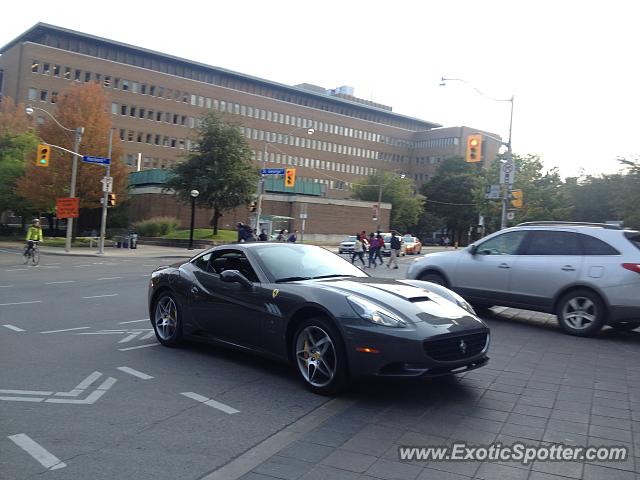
(285, 168, 296, 188)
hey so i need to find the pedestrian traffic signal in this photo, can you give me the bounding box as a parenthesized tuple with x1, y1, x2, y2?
(510, 189, 523, 208)
(36, 144, 50, 167)
(107, 193, 117, 207)
(249, 201, 257, 212)
(465, 134, 482, 163)
(285, 168, 296, 188)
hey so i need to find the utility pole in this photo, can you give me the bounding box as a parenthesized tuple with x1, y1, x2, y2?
(98, 129, 113, 254)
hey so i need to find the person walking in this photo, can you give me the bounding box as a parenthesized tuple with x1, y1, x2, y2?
(276, 229, 287, 242)
(367, 232, 378, 268)
(351, 233, 366, 266)
(375, 233, 385, 265)
(258, 229, 268, 241)
(387, 230, 401, 269)
(287, 230, 298, 243)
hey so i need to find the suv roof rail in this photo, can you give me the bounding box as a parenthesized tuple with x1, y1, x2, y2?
(516, 221, 623, 230)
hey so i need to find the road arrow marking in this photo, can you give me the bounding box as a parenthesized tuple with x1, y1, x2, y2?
(8, 434, 66, 470)
(116, 366, 153, 380)
(54, 371, 102, 397)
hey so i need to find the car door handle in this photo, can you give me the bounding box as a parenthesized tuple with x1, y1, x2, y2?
(190, 286, 199, 294)
(498, 263, 510, 269)
(561, 265, 576, 271)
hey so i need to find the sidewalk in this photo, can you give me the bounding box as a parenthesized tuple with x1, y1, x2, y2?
(0, 241, 196, 259)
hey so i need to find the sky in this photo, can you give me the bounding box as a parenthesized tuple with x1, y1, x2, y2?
(3, 0, 639, 179)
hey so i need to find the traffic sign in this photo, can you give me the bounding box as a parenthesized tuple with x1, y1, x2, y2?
(101, 176, 113, 193)
(82, 155, 110, 166)
(260, 168, 285, 175)
(500, 162, 516, 186)
(56, 198, 79, 218)
(484, 184, 501, 200)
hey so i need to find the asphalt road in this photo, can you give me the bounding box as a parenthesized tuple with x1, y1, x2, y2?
(0, 248, 418, 479)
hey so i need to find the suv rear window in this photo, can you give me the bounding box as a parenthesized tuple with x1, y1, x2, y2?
(625, 232, 640, 251)
(524, 231, 580, 255)
(579, 234, 620, 255)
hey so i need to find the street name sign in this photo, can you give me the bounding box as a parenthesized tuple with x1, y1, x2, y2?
(82, 155, 111, 166)
(260, 168, 285, 175)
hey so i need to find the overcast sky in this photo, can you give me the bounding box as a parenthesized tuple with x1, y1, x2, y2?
(3, 0, 638, 178)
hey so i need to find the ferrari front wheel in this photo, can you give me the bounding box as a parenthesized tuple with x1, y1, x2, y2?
(152, 292, 183, 347)
(293, 317, 347, 395)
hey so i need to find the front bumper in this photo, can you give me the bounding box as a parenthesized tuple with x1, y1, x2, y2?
(344, 325, 490, 379)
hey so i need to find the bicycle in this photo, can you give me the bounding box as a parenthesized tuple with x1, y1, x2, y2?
(23, 241, 40, 266)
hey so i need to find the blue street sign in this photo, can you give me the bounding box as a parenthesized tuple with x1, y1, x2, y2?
(82, 155, 111, 165)
(260, 168, 285, 175)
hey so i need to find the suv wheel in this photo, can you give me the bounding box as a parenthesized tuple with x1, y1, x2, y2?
(418, 272, 447, 287)
(556, 289, 605, 337)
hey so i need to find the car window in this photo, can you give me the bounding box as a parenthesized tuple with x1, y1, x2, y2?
(192, 252, 212, 270)
(209, 250, 259, 282)
(524, 231, 580, 255)
(476, 231, 527, 255)
(403, 236, 413, 243)
(579, 234, 620, 255)
(624, 233, 640, 251)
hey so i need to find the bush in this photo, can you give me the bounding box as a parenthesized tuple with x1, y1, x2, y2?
(133, 217, 180, 237)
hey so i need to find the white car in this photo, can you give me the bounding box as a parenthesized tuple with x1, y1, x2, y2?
(407, 222, 640, 337)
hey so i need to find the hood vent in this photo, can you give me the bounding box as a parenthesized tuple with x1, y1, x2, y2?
(409, 297, 431, 303)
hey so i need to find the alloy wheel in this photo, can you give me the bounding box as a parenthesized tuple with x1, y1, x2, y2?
(154, 296, 178, 341)
(295, 326, 337, 388)
(562, 297, 596, 330)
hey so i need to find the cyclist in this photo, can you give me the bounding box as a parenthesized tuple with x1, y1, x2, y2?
(25, 218, 43, 257)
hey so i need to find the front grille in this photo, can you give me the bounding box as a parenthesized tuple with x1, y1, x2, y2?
(424, 332, 488, 362)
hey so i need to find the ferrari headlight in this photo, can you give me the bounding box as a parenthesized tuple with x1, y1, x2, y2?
(447, 291, 476, 315)
(347, 296, 407, 328)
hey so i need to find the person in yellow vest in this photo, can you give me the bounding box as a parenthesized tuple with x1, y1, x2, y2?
(24, 218, 43, 257)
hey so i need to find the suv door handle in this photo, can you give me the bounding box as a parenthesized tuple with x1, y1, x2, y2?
(561, 265, 576, 271)
(498, 263, 510, 269)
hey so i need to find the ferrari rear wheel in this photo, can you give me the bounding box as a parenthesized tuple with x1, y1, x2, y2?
(152, 292, 183, 347)
(293, 317, 347, 395)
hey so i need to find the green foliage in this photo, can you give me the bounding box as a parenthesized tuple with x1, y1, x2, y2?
(0, 130, 38, 213)
(133, 216, 180, 237)
(352, 171, 422, 232)
(160, 228, 237, 242)
(164, 110, 259, 234)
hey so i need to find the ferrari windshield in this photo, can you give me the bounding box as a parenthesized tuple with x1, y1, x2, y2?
(253, 244, 368, 282)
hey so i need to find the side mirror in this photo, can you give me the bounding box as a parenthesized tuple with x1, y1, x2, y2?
(221, 270, 253, 288)
(468, 244, 478, 255)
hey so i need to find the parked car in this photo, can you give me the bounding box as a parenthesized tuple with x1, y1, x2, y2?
(338, 235, 358, 254)
(380, 233, 406, 256)
(406, 222, 640, 337)
(403, 235, 422, 255)
(149, 243, 489, 395)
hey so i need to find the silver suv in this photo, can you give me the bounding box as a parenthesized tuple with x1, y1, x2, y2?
(406, 222, 640, 336)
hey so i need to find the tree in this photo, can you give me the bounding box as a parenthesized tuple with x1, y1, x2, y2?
(164, 110, 259, 235)
(352, 171, 422, 233)
(16, 83, 128, 231)
(420, 157, 482, 243)
(0, 97, 38, 223)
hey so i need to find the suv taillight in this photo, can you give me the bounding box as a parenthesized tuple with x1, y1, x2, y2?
(622, 263, 640, 273)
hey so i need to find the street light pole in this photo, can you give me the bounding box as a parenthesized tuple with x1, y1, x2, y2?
(188, 189, 199, 250)
(98, 129, 113, 254)
(254, 126, 314, 233)
(440, 78, 514, 229)
(25, 106, 83, 252)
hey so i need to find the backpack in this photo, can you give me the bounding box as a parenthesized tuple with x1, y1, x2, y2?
(390, 235, 401, 250)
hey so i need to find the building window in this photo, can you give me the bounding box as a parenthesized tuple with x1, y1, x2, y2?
(28, 88, 37, 101)
(74, 69, 81, 81)
(64, 67, 71, 80)
(114, 78, 120, 89)
(132, 82, 139, 94)
(40, 90, 48, 102)
(130, 107, 136, 117)
(31, 61, 39, 73)
(122, 80, 129, 91)
(121, 105, 127, 115)
(84, 71, 91, 82)
(190, 94, 197, 105)
(139, 108, 145, 119)
(127, 130, 134, 142)
(158, 87, 164, 98)
(42, 63, 50, 75)
(51, 92, 58, 104)
(53, 65, 60, 77)
(119, 129, 125, 140)
(141, 84, 147, 95)
(197, 96, 204, 107)
(147, 109, 154, 120)
(156, 111, 162, 121)
(149, 85, 156, 96)
(145, 133, 152, 143)
(111, 103, 118, 114)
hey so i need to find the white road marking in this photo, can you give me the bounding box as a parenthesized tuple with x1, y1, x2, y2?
(8, 434, 67, 470)
(40, 266, 60, 269)
(142, 264, 157, 267)
(5, 268, 29, 272)
(46, 377, 117, 404)
(3, 324, 25, 332)
(0, 389, 53, 395)
(181, 392, 240, 414)
(41, 326, 90, 334)
(77, 331, 125, 335)
(0, 396, 44, 402)
(140, 331, 155, 340)
(0, 249, 21, 254)
(0, 285, 14, 288)
(118, 318, 149, 324)
(82, 294, 118, 299)
(116, 366, 154, 380)
(118, 343, 159, 351)
(45, 280, 75, 285)
(72, 264, 93, 268)
(96, 277, 121, 280)
(54, 371, 102, 397)
(118, 333, 141, 343)
(0, 301, 41, 307)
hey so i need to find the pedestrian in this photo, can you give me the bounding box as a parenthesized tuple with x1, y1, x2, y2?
(258, 229, 268, 241)
(387, 230, 401, 269)
(443, 236, 451, 248)
(237, 222, 248, 242)
(244, 225, 257, 242)
(287, 230, 298, 243)
(375, 233, 385, 265)
(276, 229, 287, 242)
(360, 230, 369, 253)
(367, 232, 378, 268)
(351, 233, 366, 266)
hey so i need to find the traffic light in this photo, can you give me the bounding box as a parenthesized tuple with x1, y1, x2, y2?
(249, 200, 257, 212)
(285, 168, 296, 188)
(465, 134, 482, 163)
(510, 189, 523, 208)
(36, 144, 50, 167)
(107, 193, 117, 207)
